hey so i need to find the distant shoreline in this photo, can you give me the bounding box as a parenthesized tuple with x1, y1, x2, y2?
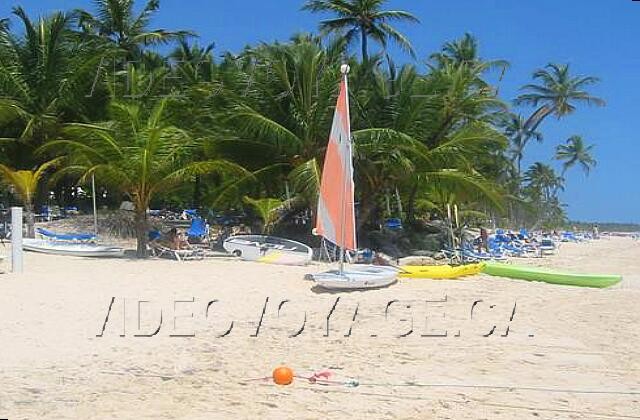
(567, 221, 640, 233)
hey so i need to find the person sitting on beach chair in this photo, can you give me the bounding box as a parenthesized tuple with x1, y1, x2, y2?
(162, 228, 188, 249)
(149, 228, 203, 261)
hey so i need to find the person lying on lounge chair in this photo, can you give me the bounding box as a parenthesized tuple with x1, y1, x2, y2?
(157, 228, 189, 250)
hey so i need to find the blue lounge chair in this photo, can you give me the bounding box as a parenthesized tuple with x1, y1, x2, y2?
(36, 227, 96, 242)
(384, 218, 403, 231)
(182, 209, 198, 219)
(186, 217, 208, 243)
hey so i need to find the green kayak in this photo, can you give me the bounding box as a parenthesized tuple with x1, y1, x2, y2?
(482, 262, 622, 288)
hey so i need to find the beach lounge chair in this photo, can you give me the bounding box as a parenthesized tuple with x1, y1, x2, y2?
(186, 217, 209, 244)
(384, 218, 403, 231)
(540, 239, 557, 255)
(36, 228, 96, 242)
(148, 230, 204, 261)
(64, 206, 80, 216)
(181, 209, 198, 220)
(149, 242, 204, 261)
(462, 244, 507, 262)
(35, 206, 52, 222)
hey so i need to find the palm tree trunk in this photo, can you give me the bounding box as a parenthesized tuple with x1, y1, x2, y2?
(193, 175, 201, 208)
(134, 210, 148, 258)
(524, 105, 553, 133)
(553, 169, 567, 198)
(361, 26, 368, 62)
(428, 114, 455, 146)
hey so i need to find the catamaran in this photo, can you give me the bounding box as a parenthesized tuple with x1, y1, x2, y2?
(307, 64, 397, 290)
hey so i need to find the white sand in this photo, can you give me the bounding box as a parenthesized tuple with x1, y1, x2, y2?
(0, 237, 639, 419)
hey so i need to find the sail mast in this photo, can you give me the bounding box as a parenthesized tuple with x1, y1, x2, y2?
(338, 64, 350, 274)
(315, 63, 356, 273)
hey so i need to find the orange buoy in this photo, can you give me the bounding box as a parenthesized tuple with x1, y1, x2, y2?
(272, 366, 294, 385)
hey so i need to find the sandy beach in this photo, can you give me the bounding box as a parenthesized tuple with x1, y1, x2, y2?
(0, 237, 638, 419)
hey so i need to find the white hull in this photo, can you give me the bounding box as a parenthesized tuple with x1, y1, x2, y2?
(23, 239, 125, 258)
(223, 235, 312, 266)
(310, 266, 398, 290)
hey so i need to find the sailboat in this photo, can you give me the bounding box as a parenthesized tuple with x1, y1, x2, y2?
(308, 64, 398, 290)
(22, 175, 125, 258)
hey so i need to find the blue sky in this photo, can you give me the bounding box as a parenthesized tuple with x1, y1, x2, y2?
(3, 0, 639, 223)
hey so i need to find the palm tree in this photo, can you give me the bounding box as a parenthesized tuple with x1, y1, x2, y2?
(430, 33, 509, 75)
(169, 39, 216, 84)
(165, 40, 219, 207)
(524, 162, 564, 203)
(302, 0, 419, 61)
(346, 60, 507, 224)
(499, 113, 543, 178)
(515, 63, 605, 132)
(0, 161, 57, 237)
(522, 163, 567, 229)
(354, 124, 506, 228)
(243, 196, 284, 233)
(555, 135, 596, 177)
(0, 7, 109, 163)
(42, 98, 246, 257)
(75, 0, 192, 61)
(213, 35, 342, 208)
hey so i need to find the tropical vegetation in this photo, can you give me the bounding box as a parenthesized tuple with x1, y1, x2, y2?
(0, 0, 605, 255)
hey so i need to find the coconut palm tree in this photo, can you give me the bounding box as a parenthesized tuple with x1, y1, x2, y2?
(354, 124, 506, 228)
(0, 161, 57, 237)
(555, 135, 596, 177)
(169, 39, 216, 84)
(522, 162, 566, 228)
(499, 113, 543, 178)
(524, 162, 564, 203)
(346, 60, 507, 224)
(42, 98, 246, 257)
(212, 35, 342, 208)
(166, 40, 219, 207)
(0, 7, 109, 163)
(302, 0, 419, 61)
(515, 63, 605, 132)
(243, 196, 284, 233)
(430, 33, 509, 75)
(74, 0, 192, 61)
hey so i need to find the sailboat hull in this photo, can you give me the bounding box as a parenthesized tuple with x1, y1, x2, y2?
(223, 235, 313, 266)
(23, 239, 125, 258)
(310, 266, 398, 290)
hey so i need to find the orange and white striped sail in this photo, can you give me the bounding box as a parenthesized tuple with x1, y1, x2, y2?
(315, 65, 356, 251)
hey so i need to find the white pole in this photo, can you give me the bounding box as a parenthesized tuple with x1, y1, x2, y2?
(11, 207, 23, 273)
(91, 174, 98, 236)
(395, 187, 403, 215)
(338, 63, 351, 275)
(447, 204, 456, 260)
(454, 204, 459, 228)
(284, 181, 291, 209)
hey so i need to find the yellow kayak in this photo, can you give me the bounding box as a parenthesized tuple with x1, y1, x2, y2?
(399, 263, 485, 279)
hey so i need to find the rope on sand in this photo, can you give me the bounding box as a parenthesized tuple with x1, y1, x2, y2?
(354, 382, 640, 396)
(244, 372, 640, 396)
(300, 387, 640, 420)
